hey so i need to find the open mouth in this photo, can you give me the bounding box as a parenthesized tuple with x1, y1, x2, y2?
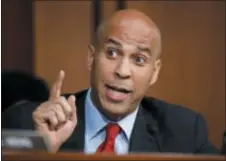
(105, 84, 132, 93)
(104, 84, 132, 102)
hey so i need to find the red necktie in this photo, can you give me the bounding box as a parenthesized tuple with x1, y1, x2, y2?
(96, 123, 121, 153)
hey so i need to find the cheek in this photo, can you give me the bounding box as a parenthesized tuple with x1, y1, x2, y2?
(94, 56, 115, 82)
(132, 67, 154, 92)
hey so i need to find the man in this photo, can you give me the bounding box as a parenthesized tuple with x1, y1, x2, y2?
(3, 9, 220, 154)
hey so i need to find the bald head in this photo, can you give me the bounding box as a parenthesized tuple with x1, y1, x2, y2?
(95, 9, 162, 57)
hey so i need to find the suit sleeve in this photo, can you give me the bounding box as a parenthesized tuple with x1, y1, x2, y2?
(194, 114, 220, 154)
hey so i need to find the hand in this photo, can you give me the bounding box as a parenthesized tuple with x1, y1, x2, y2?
(32, 70, 77, 152)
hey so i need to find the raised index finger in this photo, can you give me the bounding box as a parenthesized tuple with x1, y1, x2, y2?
(49, 70, 65, 101)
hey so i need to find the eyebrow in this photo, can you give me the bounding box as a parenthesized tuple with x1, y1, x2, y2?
(137, 46, 152, 56)
(105, 37, 152, 56)
(105, 38, 122, 48)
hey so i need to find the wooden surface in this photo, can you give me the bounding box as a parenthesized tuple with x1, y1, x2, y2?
(2, 150, 225, 161)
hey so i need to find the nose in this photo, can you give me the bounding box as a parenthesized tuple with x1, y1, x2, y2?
(115, 59, 131, 79)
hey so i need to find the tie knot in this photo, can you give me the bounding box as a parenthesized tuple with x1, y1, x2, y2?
(105, 123, 121, 140)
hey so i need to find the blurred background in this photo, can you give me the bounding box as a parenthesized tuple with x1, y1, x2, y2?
(2, 0, 225, 149)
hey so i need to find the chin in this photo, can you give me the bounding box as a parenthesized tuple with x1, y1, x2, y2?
(95, 85, 135, 118)
(99, 98, 131, 120)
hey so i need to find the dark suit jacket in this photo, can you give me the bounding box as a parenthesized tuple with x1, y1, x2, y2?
(2, 89, 220, 154)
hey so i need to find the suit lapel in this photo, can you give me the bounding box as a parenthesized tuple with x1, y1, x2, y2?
(129, 104, 160, 153)
(60, 92, 173, 153)
(129, 97, 175, 153)
(60, 90, 87, 152)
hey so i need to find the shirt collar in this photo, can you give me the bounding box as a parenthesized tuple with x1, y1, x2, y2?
(85, 88, 139, 141)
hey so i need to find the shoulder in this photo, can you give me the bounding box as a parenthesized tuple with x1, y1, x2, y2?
(2, 100, 39, 129)
(141, 96, 204, 133)
(142, 96, 200, 119)
(141, 97, 220, 154)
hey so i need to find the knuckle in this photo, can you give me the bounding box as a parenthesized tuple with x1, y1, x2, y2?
(32, 112, 38, 121)
(51, 116, 58, 126)
(48, 103, 60, 112)
(59, 96, 66, 102)
(48, 110, 55, 117)
(44, 110, 54, 122)
(53, 106, 65, 121)
(37, 101, 54, 112)
(54, 104, 61, 110)
(64, 102, 72, 112)
(33, 105, 45, 119)
(58, 113, 66, 122)
(32, 111, 41, 120)
(59, 100, 71, 114)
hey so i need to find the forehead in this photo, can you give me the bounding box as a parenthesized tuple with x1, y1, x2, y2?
(105, 19, 156, 47)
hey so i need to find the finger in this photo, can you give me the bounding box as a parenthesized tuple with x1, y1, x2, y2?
(51, 105, 66, 124)
(67, 95, 77, 121)
(49, 70, 65, 101)
(46, 112, 58, 131)
(67, 95, 76, 107)
(49, 117, 58, 131)
(55, 97, 72, 117)
(33, 105, 59, 131)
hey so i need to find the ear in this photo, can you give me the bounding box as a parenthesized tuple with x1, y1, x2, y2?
(149, 59, 162, 86)
(87, 44, 95, 71)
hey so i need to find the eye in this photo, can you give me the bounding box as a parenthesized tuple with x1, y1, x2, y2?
(134, 56, 146, 66)
(106, 48, 118, 58)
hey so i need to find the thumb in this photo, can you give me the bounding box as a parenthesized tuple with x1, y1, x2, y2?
(67, 95, 77, 121)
